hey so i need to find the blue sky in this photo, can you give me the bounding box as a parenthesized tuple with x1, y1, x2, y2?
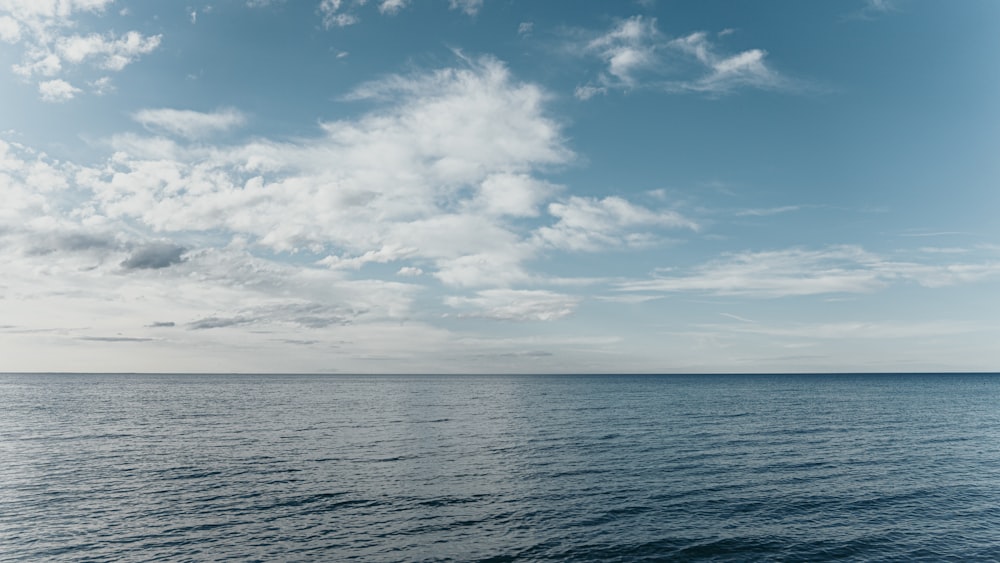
(1, 0, 998, 373)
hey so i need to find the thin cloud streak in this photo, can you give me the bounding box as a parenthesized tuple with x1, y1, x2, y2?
(619, 246, 1000, 297)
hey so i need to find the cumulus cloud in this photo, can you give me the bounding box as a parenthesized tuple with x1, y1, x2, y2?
(0, 15, 21, 42)
(80, 56, 588, 288)
(132, 108, 248, 139)
(0, 138, 77, 224)
(11, 51, 697, 295)
(0, 0, 115, 25)
(24, 231, 118, 256)
(55, 30, 161, 71)
(121, 242, 186, 270)
(319, 0, 358, 27)
(90, 75, 114, 94)
(0, 131, 434, 370)
(378, 0, 408, 15)
(1, 0, 161, 100)
(473, 173, 559, 217)
(445, 289, 580, 321)
(14, 52, 62, 77)
(38, 78, 80, 102)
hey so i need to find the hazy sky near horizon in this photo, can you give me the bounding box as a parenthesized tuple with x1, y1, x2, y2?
(1, 0, 998, 373)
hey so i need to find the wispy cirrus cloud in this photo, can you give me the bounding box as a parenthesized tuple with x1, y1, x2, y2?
(318, 0, 358, 27)
(716, 320, 978, 340)
(448, 0, 483, 16)
(734, 205, 804, 217)
(667, 31, 789, 94)
(314, 0, 479, 27)
(78, 335, 154, 342)
(575, 16, 799, 99)
(131, 108, 247, 139)
(536, 196, 697, 252)
(844, 0, 897, 21)
(189, 302, 361, 330)
(445, 289, 580, 321)
(619, 245, 1000, 297)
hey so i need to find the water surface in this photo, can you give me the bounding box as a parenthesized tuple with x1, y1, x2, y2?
(2, 373, 999, 561)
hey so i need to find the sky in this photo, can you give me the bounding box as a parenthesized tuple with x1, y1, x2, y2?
(1, 0, 998, 374)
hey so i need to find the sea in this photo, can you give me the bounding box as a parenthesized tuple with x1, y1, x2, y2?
(1, 373, 999, 562)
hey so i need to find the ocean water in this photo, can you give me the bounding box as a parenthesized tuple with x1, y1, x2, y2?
(1, 373, 999, 561)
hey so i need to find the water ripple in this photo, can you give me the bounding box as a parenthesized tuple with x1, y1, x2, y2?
(1, 373, 1000, 561)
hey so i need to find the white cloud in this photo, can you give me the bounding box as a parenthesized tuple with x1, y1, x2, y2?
(319, 0, 358, 27)
(13, 50, 61, 77)
(735, 205, 802, 217)
(918, 247, 969, 254)
(72, 57, 691, 294)
(536, 196, 697, 252)
(474, 173, 559, 217)
(378, 0, 408, 15)
(846, 0, 897, 20)
(518, 21, 532, 36)
(0, 14, 20, 42)
(38, 78, 80, 102)
(577, 16, 794, 98)
(78, 57, 577, 288)
(574, 85, 606, 100)
(667, 32, 786, 94)
(706, 320, 978, 340)
(2, 1, 161, 100)
(310, 0, 478, 31)
(619, 245, 1000, 297)
(131, 108, 248, 139)
(55, 30, 161, 71)
(449, 0, 483, 16)
(445, 289, 579, 321)
(89, 75, 113, 94)
(865, 0, 893, 11)
(584, 15, 659, 88)
(0, 0, 114, 22)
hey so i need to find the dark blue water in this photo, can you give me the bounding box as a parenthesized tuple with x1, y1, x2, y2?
(2, 373, 999, 561)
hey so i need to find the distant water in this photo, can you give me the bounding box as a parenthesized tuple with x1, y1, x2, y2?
(2, 373, 1000, 561)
